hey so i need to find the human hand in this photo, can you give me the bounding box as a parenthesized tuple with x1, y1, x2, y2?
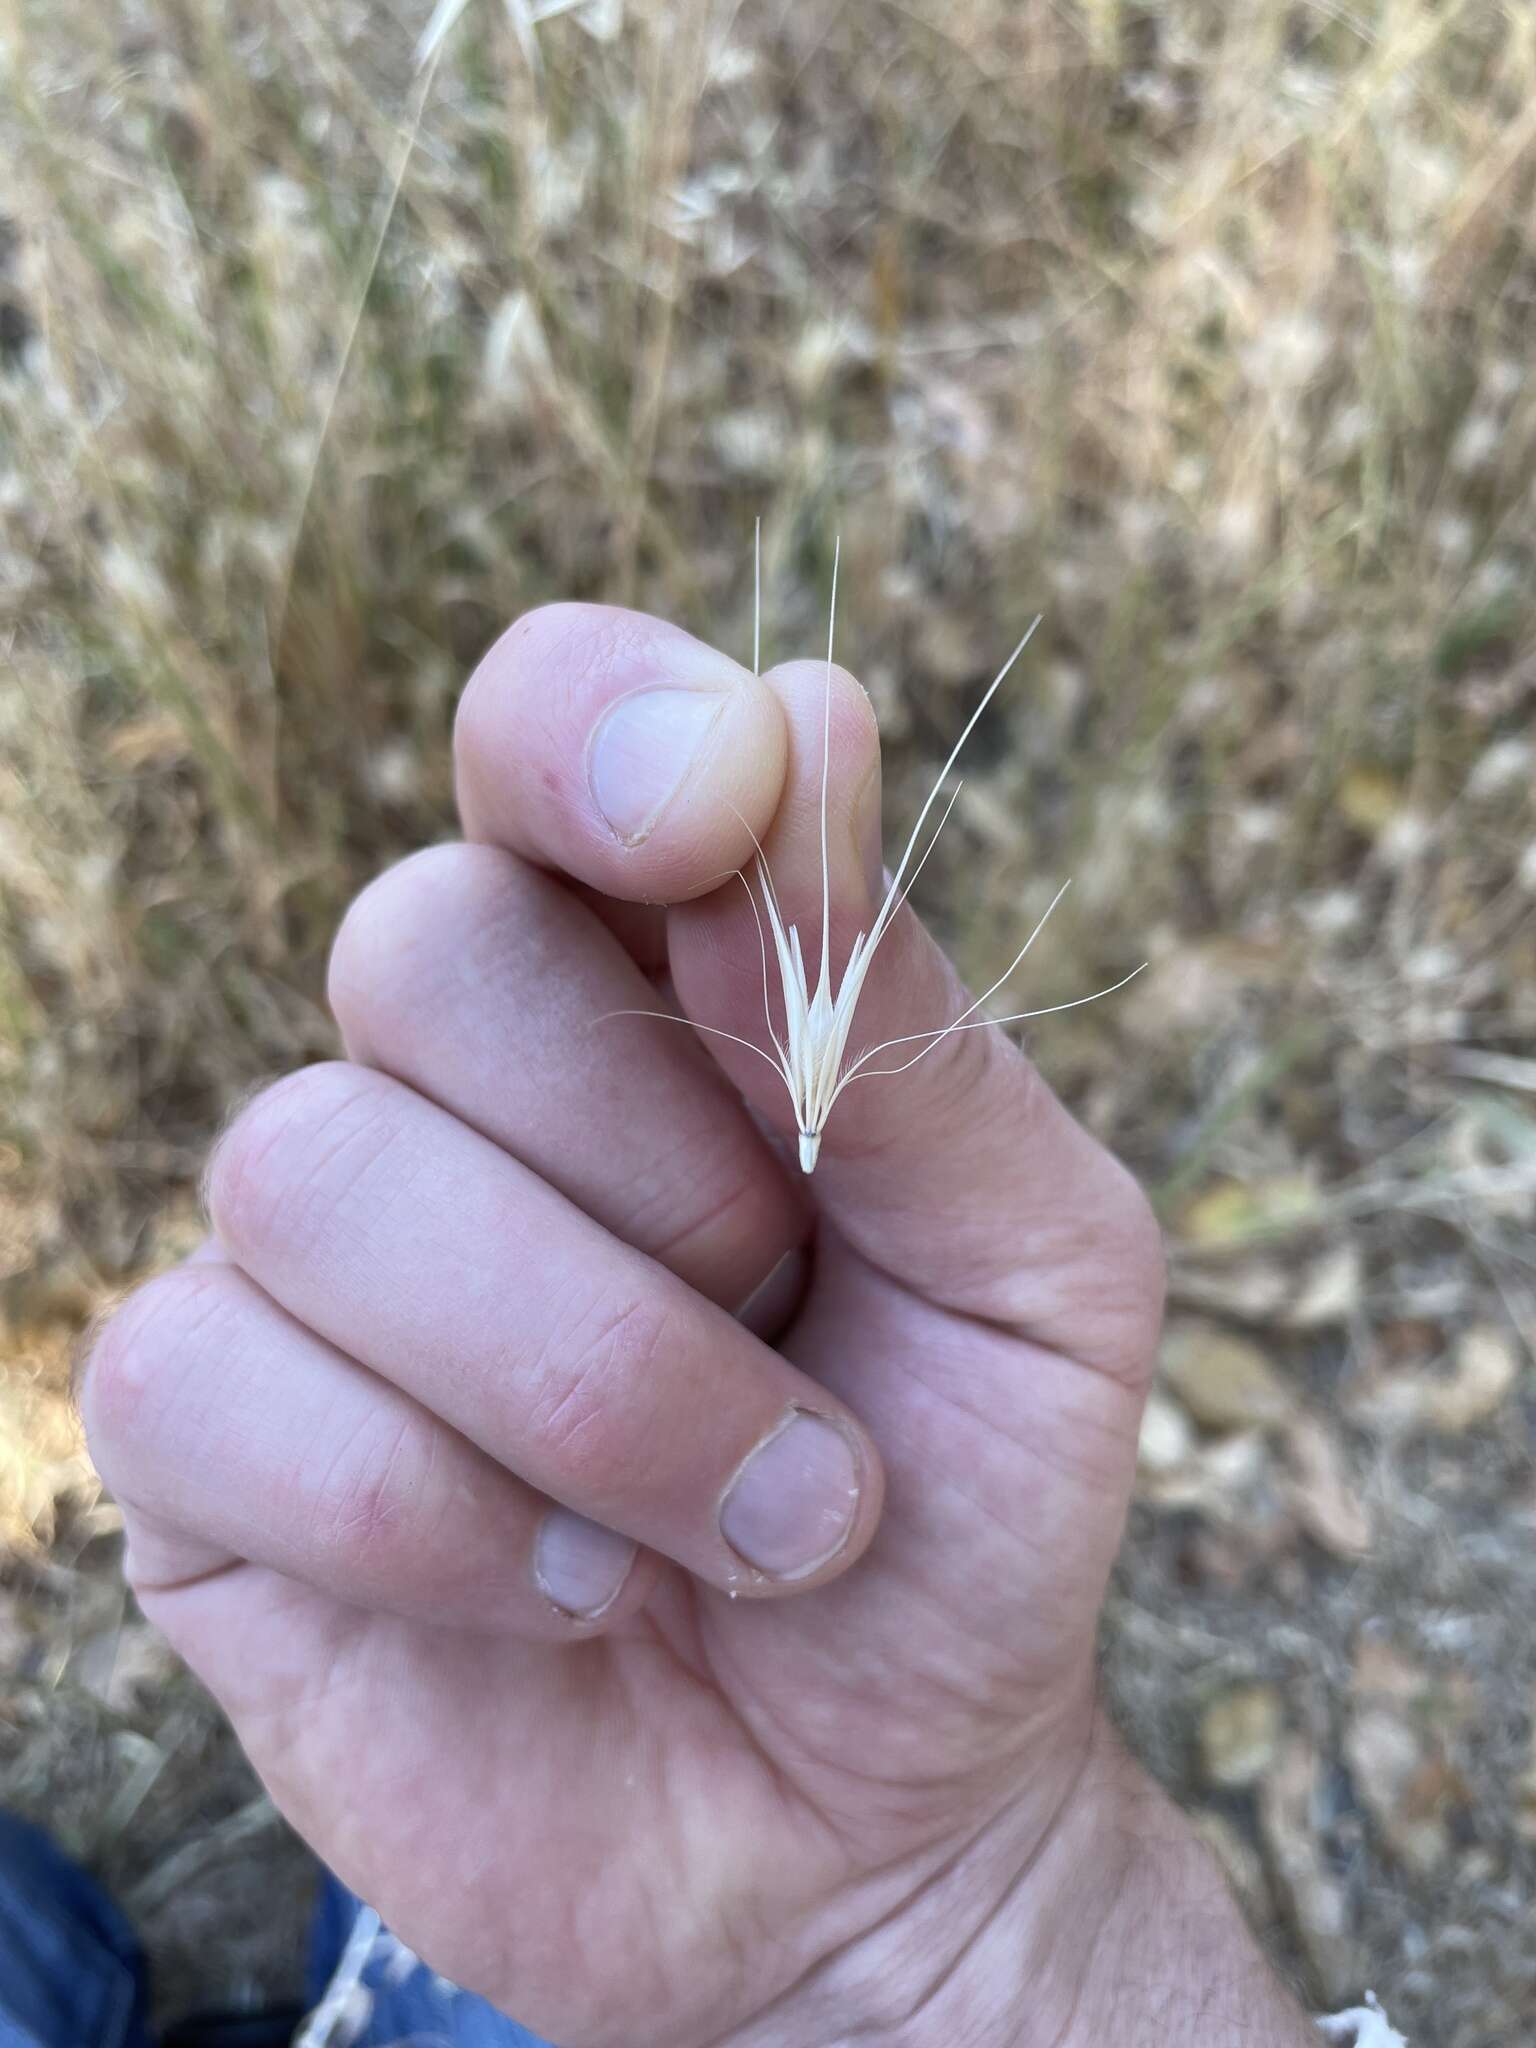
(84, 605, 1314, 2046)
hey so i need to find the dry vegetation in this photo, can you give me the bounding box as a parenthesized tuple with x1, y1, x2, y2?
(3, 0, 1536, 2038)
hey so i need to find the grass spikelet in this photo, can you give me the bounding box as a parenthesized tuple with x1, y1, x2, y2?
(614, 532, 1145, 1172)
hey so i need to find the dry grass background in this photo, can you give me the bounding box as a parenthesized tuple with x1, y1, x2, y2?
(2, 0, 1536, 2037)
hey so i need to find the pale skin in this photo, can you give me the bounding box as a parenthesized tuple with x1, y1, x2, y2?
(83, 604, 1319, 2047)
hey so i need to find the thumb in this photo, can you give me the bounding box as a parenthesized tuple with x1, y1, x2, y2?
(667, 655, 1165, 1384)
(454, 603, 788, 901)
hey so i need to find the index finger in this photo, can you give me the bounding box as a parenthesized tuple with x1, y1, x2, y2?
(455, 603, 788, 900)
(454, 599, 1163, 1382)
(662, 655, 1167, 1381)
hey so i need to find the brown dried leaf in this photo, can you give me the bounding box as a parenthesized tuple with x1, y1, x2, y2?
(0, 1323, 98, 1554)
(1179, 1174, 1322, 1248)
(1259, 1736, 1358, 2001)
(1344, 1705, 1465, 1875)
(1136, 1428, 1285, 1551)
(1200, 1682, 1284, 1789)
(1283, 1413, 1371, 1559)
(1350, 1321, 1522, 1436)
(1170, 1242, 1360, 1329)
(1286, 1243, 1363, 1328)
(1427, 1324, 1522, 1431)
(1345, 1638, 1475, 1874)
(1344, 1706, 1435, 1870)
(1168, 1255, 1292, 1323)
(1161, 1320, 1295, 1432)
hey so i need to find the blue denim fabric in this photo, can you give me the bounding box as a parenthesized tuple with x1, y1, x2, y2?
(0, 1812, 154, 2048)
(309, 1874, 557, 2046)
(0, 1814, 552, 2048)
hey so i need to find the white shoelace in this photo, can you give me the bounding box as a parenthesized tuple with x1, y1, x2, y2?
(1317, 1993, 1407, 2045)
(297, 1904, 1408, 2048)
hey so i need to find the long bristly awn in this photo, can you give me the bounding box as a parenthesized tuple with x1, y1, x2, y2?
(609, 527, 1146, 1173)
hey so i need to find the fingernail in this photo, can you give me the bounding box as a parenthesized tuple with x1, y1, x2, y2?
(587, 688, 724, 845)
(733, 1247, 808, 1341)
(719, 1411, 860, 1580)
(534, 1508, 636, 1618)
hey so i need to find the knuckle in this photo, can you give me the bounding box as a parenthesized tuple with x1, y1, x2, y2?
(862, 1011, 999, 1171)
(947, 1010, 1009, 1119)
(205, 1061, 394, 1259)
(327, 842, 528, 1044)
(628, 1136, 795, 1295)
(305, 1408, 427, 1585)
(82, 1264, 235, 1481)
(1061, 1162, 1167, 1385)
(1113, 1168, 1168, 1303)
(529, 1292, 669, 1489)
(1098, 1168, 1169, 1372)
